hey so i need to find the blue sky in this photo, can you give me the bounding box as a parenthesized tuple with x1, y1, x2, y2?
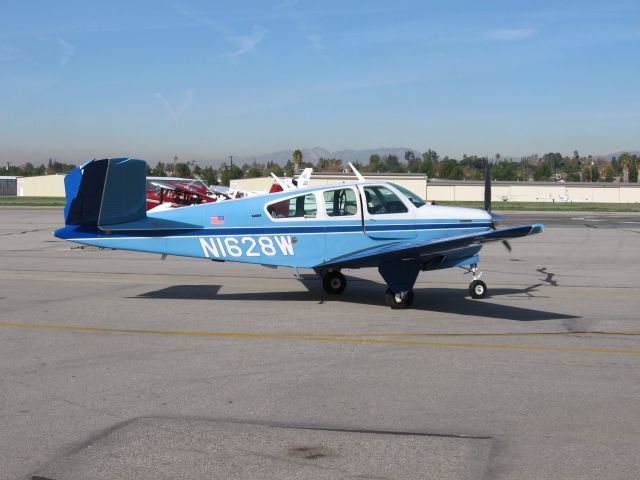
(1, 0, 639, 165)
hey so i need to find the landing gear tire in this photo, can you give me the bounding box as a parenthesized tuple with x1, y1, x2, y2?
(384, 288, 414, 309)
(469, 280, 487, 299)
(322, 271, 346, 295)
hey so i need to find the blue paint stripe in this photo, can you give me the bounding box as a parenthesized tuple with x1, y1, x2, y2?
(55, 222, 492, 240)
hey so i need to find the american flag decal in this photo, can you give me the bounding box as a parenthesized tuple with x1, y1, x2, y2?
(210, 216, 225, 225)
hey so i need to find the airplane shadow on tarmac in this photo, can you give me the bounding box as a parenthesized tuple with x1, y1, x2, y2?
(133, 276, 577, 322)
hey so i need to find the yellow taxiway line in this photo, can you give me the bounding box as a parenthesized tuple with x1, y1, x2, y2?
(1, 321, 640, 356)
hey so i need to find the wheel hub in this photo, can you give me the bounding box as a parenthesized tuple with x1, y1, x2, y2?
(394, 292, 407, 302)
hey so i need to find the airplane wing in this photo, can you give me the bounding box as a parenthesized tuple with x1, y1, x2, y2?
(150, 181, 178, 191)
(318, 224, 544, 269)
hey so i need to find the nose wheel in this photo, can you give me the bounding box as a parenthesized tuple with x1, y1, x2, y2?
(467, 263, 488, 299)
(469, 279, 487, 299)
(322, 270, 347, 295)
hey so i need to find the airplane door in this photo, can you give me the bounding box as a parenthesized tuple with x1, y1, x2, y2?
(358, 185, 417, 239)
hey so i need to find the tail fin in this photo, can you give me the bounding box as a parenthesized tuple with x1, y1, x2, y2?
(63, 157, 147, 227)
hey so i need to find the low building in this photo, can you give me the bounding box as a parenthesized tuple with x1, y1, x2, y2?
(0, 176, 19, 196)
(231, 174, 640, 203)
(17, 174, 66, 197)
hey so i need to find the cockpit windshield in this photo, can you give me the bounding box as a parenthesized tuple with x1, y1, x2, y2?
(390, 183, 426, 208)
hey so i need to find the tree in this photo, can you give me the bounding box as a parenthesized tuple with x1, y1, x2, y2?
(542, 152, 564, 171)
(603, 164, 614, 182)
(283, 160, 294, 177)
(174, 162, 191, 178)
(317, 157, 342, 172)
(292, 149, 303, 172)
(380, 154, 404, 173)
(151, 162, 166, 177)
(439, 157, 463, 179)
(630, 163, 639, 183)
(405, 150, 419, 172)
(220, 163, 243, 186)
(271, 163, 284, 177)
(619, 152, 632, 183)
(493, 161, 519, 181)
(418, 153, 435, 177)
(201, 166, 217, 185)
(367, 154, 381, 172)
(533, 162, 552, 181)
(591, 164, 600, 182)
(245, 162, 263, 178)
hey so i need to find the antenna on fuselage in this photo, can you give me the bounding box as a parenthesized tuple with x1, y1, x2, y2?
(349, 162, 365, 182)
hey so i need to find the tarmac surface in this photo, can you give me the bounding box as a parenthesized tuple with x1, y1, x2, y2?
(1, 207, 639, 479)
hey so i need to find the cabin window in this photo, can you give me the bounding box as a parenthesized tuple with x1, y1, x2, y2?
(267, 193, 317, 219)
(363, 186, 409, 214)
(390, 183, 426, 208)
(323, 188, 358, 216)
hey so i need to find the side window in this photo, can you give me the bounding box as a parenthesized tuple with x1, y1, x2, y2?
(323, 188, 358, 217)
(363, 186, 408, 215)
(267, 193, 317, 219)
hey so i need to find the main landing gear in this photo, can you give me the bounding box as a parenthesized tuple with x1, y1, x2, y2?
(319, 263, 487, 308)
(322, 270, 346, 295)
(384, 288, 414, 309)
(468, 263, 487, 299)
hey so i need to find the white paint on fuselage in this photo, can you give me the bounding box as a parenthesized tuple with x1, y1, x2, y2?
(416, 204, 492, 221)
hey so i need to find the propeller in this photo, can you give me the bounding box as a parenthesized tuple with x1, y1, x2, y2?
(484, 163, 512, 252)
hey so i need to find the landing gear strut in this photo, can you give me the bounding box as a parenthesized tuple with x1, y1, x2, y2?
(322, 270, 346, 295)
(468, 263, 487, 299)
(384, 288, 414, 309)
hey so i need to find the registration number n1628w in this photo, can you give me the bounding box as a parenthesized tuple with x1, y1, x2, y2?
(198, 235, 294, 258)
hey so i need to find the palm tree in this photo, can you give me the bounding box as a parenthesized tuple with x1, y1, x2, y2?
(292, 149, 303, 173)
(620, 152, 631, 183)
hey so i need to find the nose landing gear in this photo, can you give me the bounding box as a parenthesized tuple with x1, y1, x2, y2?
(467, 263, 487, 299)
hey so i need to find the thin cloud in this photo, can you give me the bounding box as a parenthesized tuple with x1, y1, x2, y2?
(486, 29, 536, 41)
(307, 34, 330, 62)
(274, 0, 300, 8)
(57, 37, 75, 65)
(169, 2, 225, 33)
(0, 42, 34, 64)
(0, 42, 19, 61)
(153, 89, 195, 120)
(225, 26, 266, 57)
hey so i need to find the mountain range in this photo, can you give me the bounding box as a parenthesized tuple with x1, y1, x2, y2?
(228, 148, 640, 166)
(231, 147, 422, 166)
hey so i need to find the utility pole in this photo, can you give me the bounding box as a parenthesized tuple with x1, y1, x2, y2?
(172, 156, 178, 175)
(229, 155, 233, 167)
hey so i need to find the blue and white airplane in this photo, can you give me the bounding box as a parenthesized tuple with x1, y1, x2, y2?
(55, 158, 543, 309)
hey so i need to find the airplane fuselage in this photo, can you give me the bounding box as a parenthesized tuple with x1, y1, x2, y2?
(58, 181, 492, 270)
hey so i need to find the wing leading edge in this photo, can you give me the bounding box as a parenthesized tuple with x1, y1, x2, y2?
(318, 224, 544, 269)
